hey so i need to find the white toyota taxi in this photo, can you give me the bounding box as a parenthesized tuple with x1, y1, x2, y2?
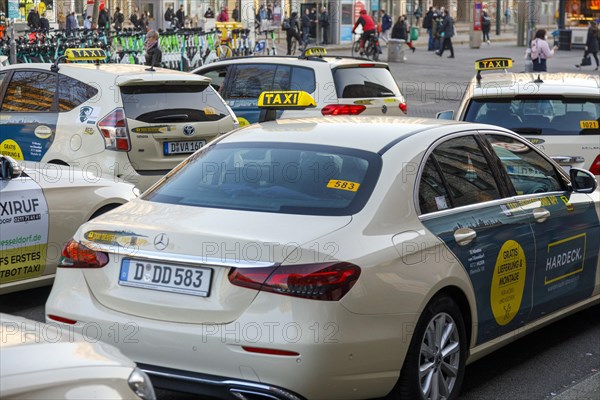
(46, 93, 600, 400)
(0, 49, 238, 191)
(438, 58, 600, 175)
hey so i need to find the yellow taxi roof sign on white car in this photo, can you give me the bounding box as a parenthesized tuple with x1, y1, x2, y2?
(257, 91, 316, 122)
(64, 48, 108, 61)
(474, 57, 513, 82)
(301, 46, 328, 58)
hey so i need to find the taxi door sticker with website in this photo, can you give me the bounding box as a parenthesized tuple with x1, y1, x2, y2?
(0, 178, 49, 284)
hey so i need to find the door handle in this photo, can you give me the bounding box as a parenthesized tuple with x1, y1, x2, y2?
(454, 228, 477, 246)
(533, 208, 551, 223)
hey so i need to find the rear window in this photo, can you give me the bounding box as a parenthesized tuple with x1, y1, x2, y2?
(465, 98, 600, 135)
(333, 67, 400, 98)
(144, 142, 382, 216)
(120, 84, 230, 123)
(222, 64, 316, 100)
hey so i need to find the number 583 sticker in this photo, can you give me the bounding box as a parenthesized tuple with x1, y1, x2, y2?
(327, 179, 361, 192)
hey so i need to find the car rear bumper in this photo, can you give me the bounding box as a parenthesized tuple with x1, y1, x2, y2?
(139, 363, 305, 400)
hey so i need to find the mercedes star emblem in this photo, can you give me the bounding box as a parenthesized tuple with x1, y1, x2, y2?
(154, 233, 169, 251)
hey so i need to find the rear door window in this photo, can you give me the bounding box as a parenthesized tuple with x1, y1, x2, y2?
(1, 71, 57, 112)
(120, 84, 230, 123)
(222, 64, 316, 99)
(57, 75, 99, 112)
(333, 67, 400, 98)
(465, 98, 600, 135)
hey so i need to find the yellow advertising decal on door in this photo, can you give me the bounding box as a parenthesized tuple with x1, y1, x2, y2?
(490, 240, 526, 326)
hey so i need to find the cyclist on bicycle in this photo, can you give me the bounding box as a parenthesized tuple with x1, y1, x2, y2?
(352, 9, 376, 53)
(286, 11, 304, 55)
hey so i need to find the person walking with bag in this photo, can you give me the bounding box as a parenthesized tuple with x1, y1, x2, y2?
(576, 21, 599, 70)
(286, 11, 303, 55)
(391, 15, 415, 52)
(531, 29, 558, 72)
(379, 9, 392, 44)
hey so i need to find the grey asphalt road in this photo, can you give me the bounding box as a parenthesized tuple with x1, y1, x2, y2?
(1, 40, 598, 399)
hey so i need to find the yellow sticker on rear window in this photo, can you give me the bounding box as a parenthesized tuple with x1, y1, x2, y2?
(580, 120, 599, 129)
(327, 180, 360, 192)
(204, 107, 216, 115)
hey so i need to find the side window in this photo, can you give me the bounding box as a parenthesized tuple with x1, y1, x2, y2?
(419, 157, 452, 214)
(0, 72, 5, 86)
(224, 64, 291, 99)
(487, 134, 563, 195)
(198, 67, 228, 93)
(57, 75, 99, 112)
(1, 71, 57, 112)
(290, 67, 316, 93)
(432, 135, 502, 208)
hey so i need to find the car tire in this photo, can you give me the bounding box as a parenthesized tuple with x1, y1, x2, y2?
(389, 294, 467, 400)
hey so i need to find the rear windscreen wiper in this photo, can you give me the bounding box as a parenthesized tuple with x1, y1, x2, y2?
(512, 127, 542, 134)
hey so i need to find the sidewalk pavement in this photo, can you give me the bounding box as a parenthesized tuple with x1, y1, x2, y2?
(550, 371, 600, 400)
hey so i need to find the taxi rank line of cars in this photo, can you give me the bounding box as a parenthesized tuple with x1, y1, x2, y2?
(0, 49, 599, 400)
(44, 91, 600, 400)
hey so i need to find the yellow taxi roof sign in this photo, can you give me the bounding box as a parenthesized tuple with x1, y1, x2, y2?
(302, 47, 327, 58)
(258, 91, 316, 110)
(475, 57, 513, 71)
(64, 48, 107, 61)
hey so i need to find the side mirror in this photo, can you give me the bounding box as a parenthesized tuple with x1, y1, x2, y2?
(1, 156, 22, 180)
(436, 110, 454, 120)
(569, 168, 597, 193)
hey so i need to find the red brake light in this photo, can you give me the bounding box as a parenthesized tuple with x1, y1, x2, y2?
(228, 262, 361, 301)
(589, 154, 600, 175)
(321, 104, 366, 116)
(98, 108, 130, 151)
(399, 102, 407, 114)
(59, 240, 109, 269)
(358, 63, 375, 67)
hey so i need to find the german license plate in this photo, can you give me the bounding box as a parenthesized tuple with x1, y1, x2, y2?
(163, 140, 206, 155)
(119, 259, 212, 297)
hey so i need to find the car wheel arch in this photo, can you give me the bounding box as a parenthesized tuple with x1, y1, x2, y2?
(88, 203, 123, 221)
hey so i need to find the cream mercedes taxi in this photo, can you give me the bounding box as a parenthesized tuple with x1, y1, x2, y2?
(0, 49, 238, 191)
(0, 155, 137, 294)
(46, 93, 600, 400)
(437, 57, 600, 175)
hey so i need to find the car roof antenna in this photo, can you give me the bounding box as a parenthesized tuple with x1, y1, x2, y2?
(534, 74, 543, 83)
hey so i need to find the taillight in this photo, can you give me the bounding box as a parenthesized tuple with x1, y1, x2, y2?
(47, 314, 78, 324)
(589, 154, 600, 175)
(321, 104, 366, 116)
(59, 240, 109, 269)
(98, 108, 130, 151)
(399, 102, 407, 114)
(228, 262, 361, 301)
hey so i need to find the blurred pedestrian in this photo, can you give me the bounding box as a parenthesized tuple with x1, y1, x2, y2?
(113, 7, 124, 30)
(301, 8, 311, 45)
(217, 7, 229, 22)
(40, 12, 50, 31)
(286, 11, 303, 55)
(531, 29, 558, 72)
(145, 29, 162, 66)
(436, 9, 454, 58)
(176, 5, 185, 28)
(130, 7, 140, 29)
(164, 5, 174, 29)
(482, 10, 491, 44)
(414, 5, 422, 26)
(27, 6, 40, 29)
(319, 6, 329, 45)
(392, 15, 416, 52)
(576, 21, 600, 70)
(204, 7, 214, 18)
(379, 9, 392, 43)
(98, 4, 109, 31)
(504, 8, 511, 25)
(423, 6, 434, 50)
(83, 14, 92, 30)
(232, 6, 239, 22)
(66, 11, 78, 33)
